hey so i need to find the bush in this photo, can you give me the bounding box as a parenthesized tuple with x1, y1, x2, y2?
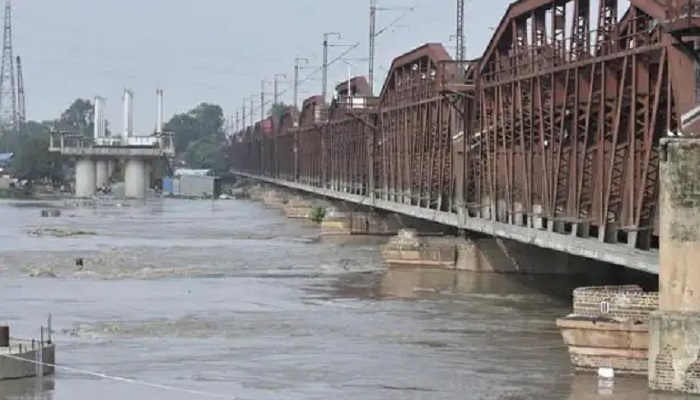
(310, 205, 326, 223)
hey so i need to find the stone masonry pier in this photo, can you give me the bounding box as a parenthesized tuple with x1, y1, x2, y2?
(557, 285, 657, 375)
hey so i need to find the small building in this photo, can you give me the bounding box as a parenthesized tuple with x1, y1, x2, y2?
(163, 173, 221, 198)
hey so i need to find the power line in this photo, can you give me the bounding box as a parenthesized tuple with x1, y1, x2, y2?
(239, 41, 361, 131)
(369, 1, 415, 94)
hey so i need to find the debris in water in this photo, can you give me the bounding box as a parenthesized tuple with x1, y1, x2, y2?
(25, 228, 97, 238)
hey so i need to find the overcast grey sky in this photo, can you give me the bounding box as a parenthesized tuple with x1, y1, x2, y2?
(14, 0, 511, 133)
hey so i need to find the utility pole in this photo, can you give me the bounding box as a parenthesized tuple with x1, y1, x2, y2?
(455, 0, 465, 65)
(294, 57, 308, 110)
(273, 73, 287, 106)
(260, 80, 266, 121)
(249, 96, 254, 125)
(369, 0, 377, 95)
(367, 2, 414, 95)
(235, 110, 240, 133)
(322, 32, 342, 105)
(241, 99, 246, 130)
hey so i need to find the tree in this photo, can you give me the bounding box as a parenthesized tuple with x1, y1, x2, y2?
(54, 98, 94, 136)
(164, 103, 224, 153)
(269, 102, 295, 121)
(1, 121, 64, 184)
(183, 135, 228, 175)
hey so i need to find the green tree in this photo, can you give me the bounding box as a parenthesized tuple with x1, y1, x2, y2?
(54, 98, 94, 136)
(1, 121, 64, 184)
(164, 103, 224, 153)
(183, 135, 228, 174)
(269, 102, 295, 121)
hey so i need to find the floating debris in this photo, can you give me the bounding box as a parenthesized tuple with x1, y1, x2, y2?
(25, 228, 97, 238)
(40, 209, 62, 218)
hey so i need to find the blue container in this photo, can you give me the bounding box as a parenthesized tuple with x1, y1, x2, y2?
(162, 177, 174, 195)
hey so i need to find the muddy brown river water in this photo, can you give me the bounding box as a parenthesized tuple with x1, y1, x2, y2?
(0, 198, 691, 399)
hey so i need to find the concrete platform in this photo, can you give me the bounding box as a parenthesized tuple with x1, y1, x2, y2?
(0, 341, 55, 380)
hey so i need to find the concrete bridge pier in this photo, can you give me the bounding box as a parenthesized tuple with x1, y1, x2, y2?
(124, 157, 148, 199)
(107, 159, 116, 181)
(320, 204, 407, 236)
(75, 158, 96, 198)
(262, 188, 288, 208)
(284, 195, 330, 219)
(95, 159, 109, 188)
(648, 137, 700, 393)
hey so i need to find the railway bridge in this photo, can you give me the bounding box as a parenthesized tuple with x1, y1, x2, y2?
(229, 0, 700, 393)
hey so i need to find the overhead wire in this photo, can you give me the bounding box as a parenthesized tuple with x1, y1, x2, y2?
(238, 41, 361, 127)
(237, 1, 425, 128)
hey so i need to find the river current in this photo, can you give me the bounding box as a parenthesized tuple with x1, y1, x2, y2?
(0, 198, 688, 399)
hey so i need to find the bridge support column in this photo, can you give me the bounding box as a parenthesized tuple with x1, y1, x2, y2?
(74, 158, 96, 198)
(107, 159, 116, 181)
(263, 189, 288, 209)
(124, 158, 147, 199)
(284, 196, 330, 219)
(382, 229, 459, 268)
(95, 160, 109, 189)
(649, 138, 700, 393)
(321, 206, 405, 236)
(143, 160, 152, 190)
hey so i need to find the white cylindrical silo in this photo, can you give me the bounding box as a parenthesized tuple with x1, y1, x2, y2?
(156, 88, 164, 134)
(123, 89, 134, 138)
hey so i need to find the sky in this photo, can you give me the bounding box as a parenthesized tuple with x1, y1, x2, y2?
(13, 0, 513, 134)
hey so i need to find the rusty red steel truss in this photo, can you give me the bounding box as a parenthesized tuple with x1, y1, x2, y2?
(229, 0, 700, 253)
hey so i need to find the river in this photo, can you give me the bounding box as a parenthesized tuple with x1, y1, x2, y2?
(0, 198, 688, 399)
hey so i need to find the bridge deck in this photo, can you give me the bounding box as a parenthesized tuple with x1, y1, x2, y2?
(235, 171, 658, 274)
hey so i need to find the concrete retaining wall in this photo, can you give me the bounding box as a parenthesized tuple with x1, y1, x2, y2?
(0, 342, 55, 380)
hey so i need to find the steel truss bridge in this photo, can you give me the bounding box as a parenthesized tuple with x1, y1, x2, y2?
(229, 0, 700, 274)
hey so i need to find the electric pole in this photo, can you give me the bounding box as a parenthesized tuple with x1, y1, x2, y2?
(294, 57, 308, 110)
(249, 96, 254, 125)
(369, 0, 377, 95)
(260, 80, 266, 121)
(273, 73, 287, 106)
(241, 99, 246, 129)
(322, 32, 342, 105)
(235, 110, 240, 133)
(367, 2, 414, 95)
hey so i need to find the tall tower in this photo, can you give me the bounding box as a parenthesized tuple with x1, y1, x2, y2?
(0, 0, 16, 133)
(16, 55, 24, 128)
(455, 0, 465, 63)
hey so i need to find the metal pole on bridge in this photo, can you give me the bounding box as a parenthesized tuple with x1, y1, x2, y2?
(322, 32, 342, 105)
(294, 57, 308, 110)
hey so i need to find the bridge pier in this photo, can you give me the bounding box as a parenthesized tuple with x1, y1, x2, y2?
(75, 158, 96, 198)
(107, 159, 116, 181)
(262, 188, 288, 209)
(283, 196, 331, 219)
(95, 159, 109, 188)
(124, 158, 148, 199)
(648, 137, 700, 394)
